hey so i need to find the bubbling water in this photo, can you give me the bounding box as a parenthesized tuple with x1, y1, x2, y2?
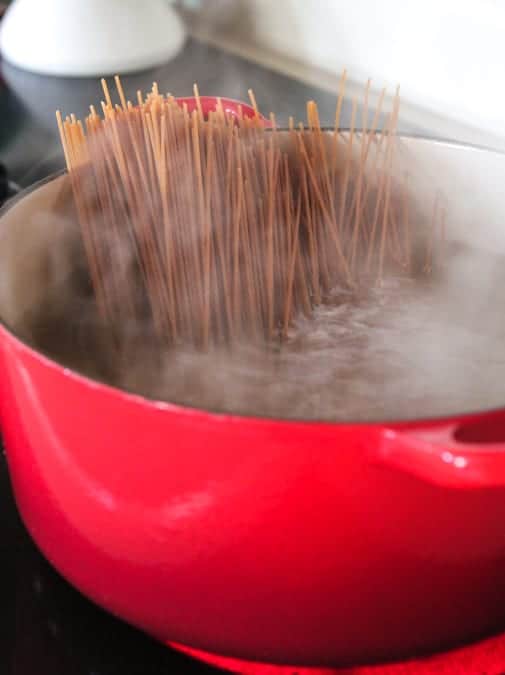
(110, 261, 505, 421)
(29, 246, 505, 422)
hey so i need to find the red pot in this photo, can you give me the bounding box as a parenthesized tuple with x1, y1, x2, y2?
(2, 98, 505, 670)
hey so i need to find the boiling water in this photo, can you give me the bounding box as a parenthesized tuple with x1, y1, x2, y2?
(116, 282, 505, 421)
(31, 239, 505, 422)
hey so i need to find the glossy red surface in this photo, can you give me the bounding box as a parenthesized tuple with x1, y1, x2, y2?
(4, 321, 505, 668)
(2, 97, 505, 669)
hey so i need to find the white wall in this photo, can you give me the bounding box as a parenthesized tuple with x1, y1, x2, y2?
(186, 0, 505, 146)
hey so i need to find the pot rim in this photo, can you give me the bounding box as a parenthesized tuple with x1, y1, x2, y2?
(2, 131, 505, 429)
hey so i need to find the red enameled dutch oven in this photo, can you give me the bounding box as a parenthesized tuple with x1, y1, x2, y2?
(2, 96, 505, 672)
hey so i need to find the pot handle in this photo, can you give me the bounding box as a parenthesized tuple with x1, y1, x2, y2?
(377, 422, 505, 489)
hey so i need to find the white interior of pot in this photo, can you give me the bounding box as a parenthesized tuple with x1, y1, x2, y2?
(0, 174, 115, 380)
(398, 137, 505, 254)
(0, 174, 80, 337)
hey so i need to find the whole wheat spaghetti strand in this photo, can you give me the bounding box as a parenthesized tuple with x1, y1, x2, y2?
(201, 118, 216, 348)
(335, 99, 357, 282)
(297, 126, 351, 286)
(307, 102, 335, 290)
(283, 191, 303, 337)
(232, 167, 244, 337)
(191, 109, 208, 341)
(300, 160, 321, 304)
(265, 138, 280, 338)
(365, 103, 397, 274)
(377, 88, 400, 282)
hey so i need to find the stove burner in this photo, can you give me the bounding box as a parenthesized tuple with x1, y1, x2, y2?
(0, 163, 20, 207)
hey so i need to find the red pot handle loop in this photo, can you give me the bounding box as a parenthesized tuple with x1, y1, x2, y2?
(378, 423, 505, 489)
(174, 96, 270, 126)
